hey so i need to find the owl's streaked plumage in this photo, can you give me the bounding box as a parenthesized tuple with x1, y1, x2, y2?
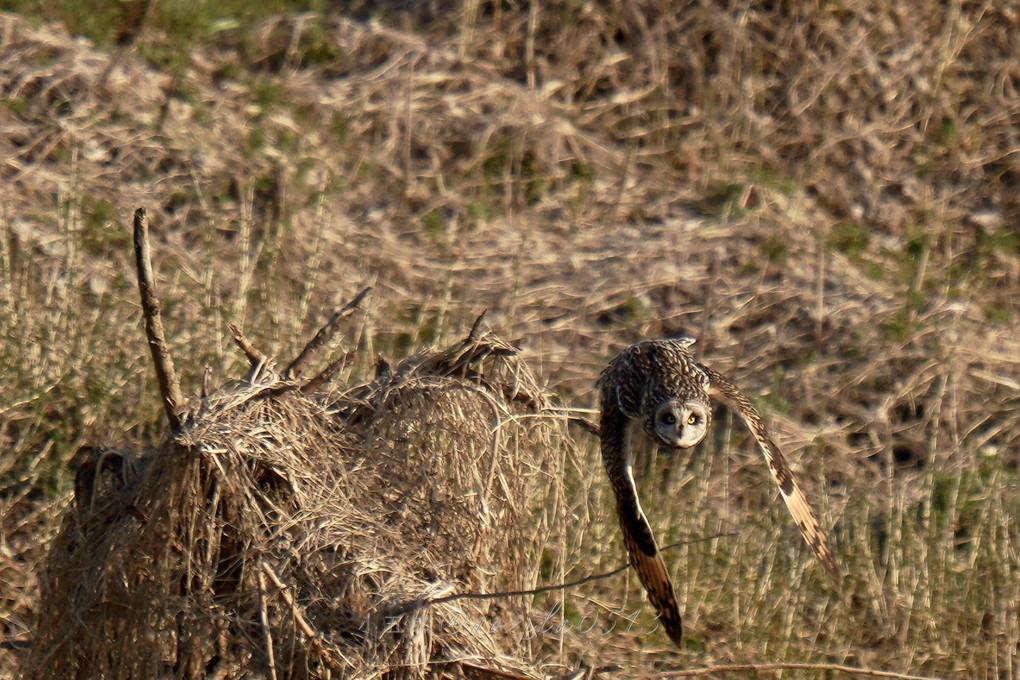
(597, 337, 840, 646)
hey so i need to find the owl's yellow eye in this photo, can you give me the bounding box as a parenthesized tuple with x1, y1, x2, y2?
(687, 414, 699, 425)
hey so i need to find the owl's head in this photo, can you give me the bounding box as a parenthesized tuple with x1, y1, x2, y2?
(646, 397, 711, 448)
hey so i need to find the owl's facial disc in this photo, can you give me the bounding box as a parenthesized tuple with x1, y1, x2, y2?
(651, 400, 709, 448)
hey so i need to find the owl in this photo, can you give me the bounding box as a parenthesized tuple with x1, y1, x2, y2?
(597, 338, 839, 646)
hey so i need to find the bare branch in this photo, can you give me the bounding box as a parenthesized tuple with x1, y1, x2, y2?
(200, 366, 212, 400)
(260, 562, 345, 673)
(300, 350, 356, 394)
(255, 567, 278, 680)
(227, 323, 266, 367)
(467, 309, 488, 341)
(404, 532, 736, 613)
(260, 563, 317, 640)
(285, 286, 370, 379)
(133, 208, 185, 430)
(567, 415, 600, 437)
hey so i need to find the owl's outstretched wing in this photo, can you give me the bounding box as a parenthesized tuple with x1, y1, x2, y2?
(703, 366, 841, 583)
(600, 406, 684, 645)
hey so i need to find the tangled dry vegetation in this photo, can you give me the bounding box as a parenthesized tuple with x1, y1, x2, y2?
(1, 2, 1019, 678)
(23, 212, 557, 679)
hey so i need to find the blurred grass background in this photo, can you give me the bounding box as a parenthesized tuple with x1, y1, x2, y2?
(0, 1, 1018, 677)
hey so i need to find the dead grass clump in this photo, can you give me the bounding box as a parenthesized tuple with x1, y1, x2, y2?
(22, 307, 553, 679)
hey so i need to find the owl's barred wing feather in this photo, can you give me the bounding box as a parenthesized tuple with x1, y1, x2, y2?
(703, 366, 841, 583)
(617, 504, 684, 645)
(600, 407, 684, 645)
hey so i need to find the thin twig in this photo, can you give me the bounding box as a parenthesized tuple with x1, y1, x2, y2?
(467, 309, 488, 341)
(256, 566, 278, 680)
(96, 0, 154, 92)
(132, 208, 185, 430)
(260, 562, 318, 640)
(300, 350, 356, 394)
(815, 230, 825, 352)
(228, 323, 266, 367)
(200, 366, 212, 400)
(460, 661, 542, 680)
(567, 415, 599, 436)
(639, 663, 951, 680)
(261, 562, 349, 672)
(285, 286, 371, 379)
(426, 563, 629, 608)
(414, 532, 736, 610)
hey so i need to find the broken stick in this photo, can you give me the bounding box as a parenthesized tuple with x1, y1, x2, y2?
(284, 286, 370, 379)
(133, 208, 186, 430)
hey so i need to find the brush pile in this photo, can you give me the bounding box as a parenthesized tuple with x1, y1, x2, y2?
(22, 217, 554, 679)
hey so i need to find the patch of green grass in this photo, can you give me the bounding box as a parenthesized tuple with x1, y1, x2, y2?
(3, 96, 27, 116)
(138, 41, 191, 74)
(167, 77, 203, 107)
(467, 200, 491, 223)
(702, 180, 745, 219)
(476, 136, 554, 208)
(905, 225, 930, 259)
(1, 0, 331, 51)
(983, 304, 1012, 324)
(188, 98, 213, 126)
(597, 295, 646, 326)
(415, 314, 438, 345)
(761, 233, 787, 263)
(293, 156, 317, 186)
(883, 308, 912, 342)
(481, 138, 514, 180)
(251, 76, 285, 117)
(936, 116, 959, 148)
(328, 113, 350, 142)
(48, 139, 72, 164)
(754, 366, 791, 415)
(828, 220, 870, 257)
(80, 196, 127, 256)
(978, 226, 1018, 258)
(570, 162, 597, 182)
(420, 210, 445, 240)
(522, 155, 546, 206)
(244, 127, 267, 158)
(864, 260, 885, 281)
(750, 166, 796, 195)
(294, 18, 342, 67)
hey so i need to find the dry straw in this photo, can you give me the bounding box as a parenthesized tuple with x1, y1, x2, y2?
(2, 3, 1018, 677)
(23, 211, 556, 680)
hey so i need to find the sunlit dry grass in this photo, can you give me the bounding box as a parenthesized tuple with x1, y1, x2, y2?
(1, 3, 1018, 678)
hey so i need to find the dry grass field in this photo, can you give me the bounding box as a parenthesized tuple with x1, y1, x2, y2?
(1, 1, 1018, 678)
